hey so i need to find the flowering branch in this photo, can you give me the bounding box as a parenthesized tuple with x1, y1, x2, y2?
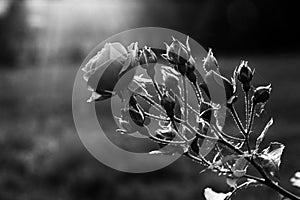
(82, 38, 300, 200)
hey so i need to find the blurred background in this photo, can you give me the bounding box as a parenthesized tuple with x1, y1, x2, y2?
(0, 0, 300, 199)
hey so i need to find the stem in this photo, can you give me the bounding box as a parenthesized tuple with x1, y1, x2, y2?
(183, 76, 188, 122)
(243, 174, 265, 183)
(149, 134, 186, 145)
(211, 125, 244, 143)
(218, 138, 300, 200)
(144, 112, 169, 121)
(153, 79, 163, 99)
(245, 92, 249, 129)
(135, 93, 166, 116)
(191, 82, 204, 111)
(182, 121, 220, 141)
(166, 116, 300, 200)
(247, 99, 255, 135)
(187, 103, 201, 116)
(245, 99, 255, 154)
(227, 104, 247, 136)
(245, 134, 251, 154)
(226, 175, 261, 200)
(263, 180, 300, 200)
(185, 151, 210, 166)
(170, 118, 188, 142)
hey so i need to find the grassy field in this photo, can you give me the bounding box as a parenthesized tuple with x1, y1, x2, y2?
(1, 54, 300, 200)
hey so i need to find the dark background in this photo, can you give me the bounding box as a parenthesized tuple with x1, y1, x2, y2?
(0, 0, 300, 199)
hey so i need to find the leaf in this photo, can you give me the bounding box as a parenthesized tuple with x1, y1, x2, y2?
(115, 116, 135, 134)
(204, 188, 232, 200)
(149, 144, 188, 156)
(189, 136, 200, 156)
(149, 149, 176, 156)
(257, 142, 285, 179)
(226, 178, 238, 188)
(291, 172, 300, 189)
(221, 154, 240, 164)
(232, 156, 249, 178)
(214, 106, 226, 131)
(204, 70, 235, 103)
(255, 118, 274, 150)
(254, 102, 266, 117)
(210, 154, 239, 169)
(225, 179, 259, 200)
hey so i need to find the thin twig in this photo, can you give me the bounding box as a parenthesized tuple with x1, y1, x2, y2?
(183, 76, 188, 122)
(245, 99, 255, 154)
(227, 104, 247, 136)
(193, 82, 204, 105)
(135, 93, 166, 116)
(182, 121, 220, 142)
(152, 79, 163, 99)
(144, 112, 169, 121)
(245, 91, 249, 129)
(247, 99, 255, 135)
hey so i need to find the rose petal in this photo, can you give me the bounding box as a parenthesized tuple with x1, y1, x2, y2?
(87, 59, 124, 94)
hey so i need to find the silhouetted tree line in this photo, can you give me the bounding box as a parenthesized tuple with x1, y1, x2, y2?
(0, 0, 31, 67)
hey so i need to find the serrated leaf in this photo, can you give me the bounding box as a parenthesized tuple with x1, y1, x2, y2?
(204, 188, 232, 200)
(255, 118, 274, 150)
(257, 142, 285, 179)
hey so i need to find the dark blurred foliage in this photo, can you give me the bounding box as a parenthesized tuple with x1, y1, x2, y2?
(138, 0, 300, 55)
(0, 0, 33, 67)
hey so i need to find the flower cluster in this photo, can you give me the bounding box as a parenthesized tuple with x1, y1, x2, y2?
(82, 37, 300, 200)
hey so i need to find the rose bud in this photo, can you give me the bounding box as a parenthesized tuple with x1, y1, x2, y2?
(203, 49, 219, 72)
(129, 94, 152, 126)
(204, 70, 236, 104)
(253, 84, 272, 105)
(161, 92, 176, 118)
(161, 66, 181, 96)
(234, 60, 255, 93)
(82, 42, 139, 102)
(128, 105, 145, 127)
(186, 56, 197, 84)
(116, 108, 149, 135)
(128, 96, 146, 127)
(138, 46, 157, 79)
(138, 46, 157, 66)
(162, 37, 191, 76)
